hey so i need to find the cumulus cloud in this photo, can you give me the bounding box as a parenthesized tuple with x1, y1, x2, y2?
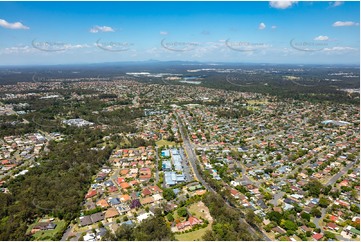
(160, 31, 168, 35)
(259, 22, 266, 30)
(271, 25, 277, 29)
(0, 19, 29, 30)
(314, 35, 329, 41)
(332, 21, 359, 27)
(329, 1, 343, 7)
(90, 26, 114, 33)
(269, 1, 298, 9)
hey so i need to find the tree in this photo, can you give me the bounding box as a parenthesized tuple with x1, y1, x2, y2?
(202, 192, 261, 241)
(324, 231, 336, 239)
(163, 188, 176, 201)
(305, 179, 324, 197)
(167, 213, 174, 222)
(282, 220, 298, 231)
(350, 204, 360, 214)
(114, 224, 135, 241)
(267, 211, 283, 225)
(263, 192, 273, 200)
(319, 197, 329, 208)
(307, 222, 316, 228)
(311, 207, 322, 218)
(246, 209, 261, 225)
(177, 207, 188, 217)
(301, 212, 311, 221)
(133, 215, 174, 241)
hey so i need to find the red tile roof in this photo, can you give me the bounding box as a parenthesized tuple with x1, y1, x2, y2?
(85, 190, 97, 199)
(312, 233, 323, 240)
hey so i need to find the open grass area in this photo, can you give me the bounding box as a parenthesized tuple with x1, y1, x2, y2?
(247, 99, 268, 105)
(29, 219, 67, 241)
(188, 203, 205, 219)
(156, 139, 176, 147)
(188, 201, 213, 223)
(175, 224, 211, 241)
(174, 201, 213, 241)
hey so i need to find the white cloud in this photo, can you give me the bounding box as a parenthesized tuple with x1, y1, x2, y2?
(269, 1, 298, 9)
(90, 26, 114, 33)
(0, 19, 29, 30)
(63, 44, 91, 49)
(329, 1, 343, 7)
(3, 45, 32, 54)
(332, 21, 359, 27)
(160, 31, 168, 35)
(271, 25, 277, 29)
(259, 22, 266, 30)
(314, 35, 329, 41)
(323, 46, 356, 52)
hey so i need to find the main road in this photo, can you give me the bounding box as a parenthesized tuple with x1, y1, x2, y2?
(174, 111, 271, 241)
(174, 112, 214, 193)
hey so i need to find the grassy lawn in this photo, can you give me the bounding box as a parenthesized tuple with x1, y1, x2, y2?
(30, 219, 67, 240)
(174, 201, 213, 241)
(74, 223, 97, 233)
(156, 139, 176, 147)
(246, 106, 260, 111)
(188, 203, 205, 219)
(188, 201, 212, 222)
(172, 211, 186, 223)
(247, 99, 268, 105)
(175, 224, 211, 241)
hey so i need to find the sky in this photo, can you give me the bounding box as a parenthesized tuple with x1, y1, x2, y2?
(0, 1, 359, 65)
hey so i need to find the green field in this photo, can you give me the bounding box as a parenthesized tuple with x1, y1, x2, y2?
(156, 139, 176, 147)
(247, 99, 268, 105)
(28, 219, 67, 241)
(174, 202, 213, 241)
(175, 224, 211, 241)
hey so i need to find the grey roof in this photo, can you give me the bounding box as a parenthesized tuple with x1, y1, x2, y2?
(173, 155, 183, 171)
(90, 212, 105, 223)
(109, 198, 121, 205)
(164, 171, 185, 186)
(80, 216, 92, 227)
(104, 180, 114, 186)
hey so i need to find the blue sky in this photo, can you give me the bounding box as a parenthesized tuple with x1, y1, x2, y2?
(0, 1, 359, 65)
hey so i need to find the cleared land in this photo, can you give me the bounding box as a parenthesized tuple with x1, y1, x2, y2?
(175, 201, 213, 241)
(156, 139, 176, 147)
(27, 219, 67, 241)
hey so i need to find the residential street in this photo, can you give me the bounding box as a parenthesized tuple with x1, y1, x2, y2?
(155, 147, 160, 183)
(271, 191, 285, 207)
(326, 160, 357, 186)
